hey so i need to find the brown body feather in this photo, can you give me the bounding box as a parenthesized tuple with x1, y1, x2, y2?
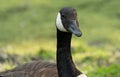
(0, 61, 58, 77)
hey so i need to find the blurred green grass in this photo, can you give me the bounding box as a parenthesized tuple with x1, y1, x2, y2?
(0, 0, 120, 77)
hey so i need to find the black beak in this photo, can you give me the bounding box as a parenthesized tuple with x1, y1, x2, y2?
(67, 20, 82, 37)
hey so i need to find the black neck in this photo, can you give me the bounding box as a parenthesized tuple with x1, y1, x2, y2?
(56, 29, 81, 77)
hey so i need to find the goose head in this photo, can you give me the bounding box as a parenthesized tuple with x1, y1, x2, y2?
(56, 7, 82, 37)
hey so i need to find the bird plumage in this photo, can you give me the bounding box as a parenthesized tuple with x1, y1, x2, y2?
(0, 60, 58, 77)
(0, 7, 87, 77)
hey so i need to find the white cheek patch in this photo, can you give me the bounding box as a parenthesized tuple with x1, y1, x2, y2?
(56, 12, 67, 32)
(77, 74, 87, 77)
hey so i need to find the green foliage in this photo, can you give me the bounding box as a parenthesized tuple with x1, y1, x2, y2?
(38, 49, 55, 60)
(88, 64, 120, 77)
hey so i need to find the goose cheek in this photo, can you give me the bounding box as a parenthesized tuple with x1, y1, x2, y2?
(56, 13, 67, 32)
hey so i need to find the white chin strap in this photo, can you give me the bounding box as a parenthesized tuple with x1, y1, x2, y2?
(56, 12, 67, 32)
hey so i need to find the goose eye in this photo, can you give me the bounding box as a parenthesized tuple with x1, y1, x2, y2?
(61, 14, 65, 18)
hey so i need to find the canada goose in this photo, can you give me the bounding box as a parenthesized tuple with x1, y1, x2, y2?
(0, 7, 87, 77)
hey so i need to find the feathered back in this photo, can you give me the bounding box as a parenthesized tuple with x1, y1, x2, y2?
(0, 60, 58, 77)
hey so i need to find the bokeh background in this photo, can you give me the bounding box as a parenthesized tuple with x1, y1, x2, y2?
(0, 0, 120, 77)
